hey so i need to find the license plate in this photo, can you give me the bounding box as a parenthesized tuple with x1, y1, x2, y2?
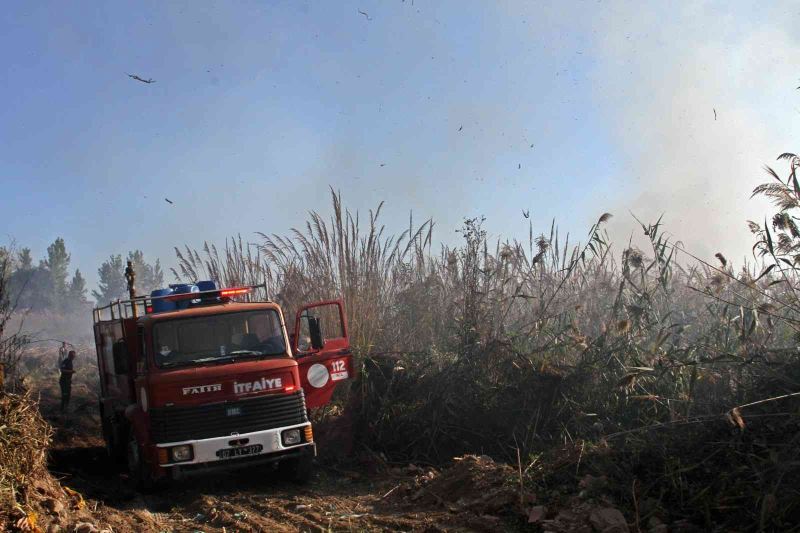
(216, 444, 263, 459)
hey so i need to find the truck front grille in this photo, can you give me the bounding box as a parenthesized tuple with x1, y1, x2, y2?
(149, 391, 308, 443)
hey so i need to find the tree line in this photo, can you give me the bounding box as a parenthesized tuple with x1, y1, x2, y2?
(0, 238, 164, 312)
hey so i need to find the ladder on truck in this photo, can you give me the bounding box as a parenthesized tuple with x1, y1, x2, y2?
(92, 282, 270, 324)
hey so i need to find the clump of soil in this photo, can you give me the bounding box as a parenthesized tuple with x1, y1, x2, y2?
(396, 454, 532, 516)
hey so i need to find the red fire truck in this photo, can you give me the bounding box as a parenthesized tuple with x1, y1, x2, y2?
(92, 277, 353, 489)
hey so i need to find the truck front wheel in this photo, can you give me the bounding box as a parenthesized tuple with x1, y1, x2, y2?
(282, 450, 314, 484)
(100, 405, 126, 465)
(126, 435, 156, 492)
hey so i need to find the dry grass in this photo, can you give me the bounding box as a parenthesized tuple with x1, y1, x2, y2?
(0, 391, 54, 530)
(1, 253, 55, 531)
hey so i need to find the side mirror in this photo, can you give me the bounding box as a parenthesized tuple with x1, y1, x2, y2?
(309, 316, 324, 350)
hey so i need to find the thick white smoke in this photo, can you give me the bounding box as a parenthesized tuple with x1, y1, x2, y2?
(589, 3, 800, 265)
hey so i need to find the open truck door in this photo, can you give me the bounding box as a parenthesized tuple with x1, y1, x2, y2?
(293, 300, 354, 409)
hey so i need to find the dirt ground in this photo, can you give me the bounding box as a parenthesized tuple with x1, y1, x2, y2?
(37, 381, 527, 533)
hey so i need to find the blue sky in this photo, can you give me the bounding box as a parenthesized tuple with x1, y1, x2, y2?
(2, 1, 799, 290)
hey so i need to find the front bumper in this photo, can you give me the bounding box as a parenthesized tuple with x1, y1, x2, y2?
(171, 447, 313, 479)
(155, 422, 313, 467)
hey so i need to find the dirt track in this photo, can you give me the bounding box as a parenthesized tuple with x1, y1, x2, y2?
(39, 383, 523, 533)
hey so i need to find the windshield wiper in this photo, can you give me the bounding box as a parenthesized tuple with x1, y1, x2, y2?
(195, 356, 233, 363)
(161, 355, 233, 368)
(228, 350, 288, 358)
(227, 350, 261, 356)
(160, 350, 286, 368)
(161, 360, 202, 368)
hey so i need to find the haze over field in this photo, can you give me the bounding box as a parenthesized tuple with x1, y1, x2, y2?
(2, 1, 799, 291)
(6, 4, 800, 532)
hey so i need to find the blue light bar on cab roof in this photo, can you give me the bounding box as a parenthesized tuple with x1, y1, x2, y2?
(146, 281, 253, 314)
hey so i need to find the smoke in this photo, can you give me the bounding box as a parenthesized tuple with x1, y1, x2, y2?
(589, 2, 800, 264)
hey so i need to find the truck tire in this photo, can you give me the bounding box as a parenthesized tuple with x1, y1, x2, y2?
(283, 450, 314, 484)
(126, 434, 156, 492)
(100, 404, 126, 466)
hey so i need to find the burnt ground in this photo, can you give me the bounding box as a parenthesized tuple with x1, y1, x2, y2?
(37, 382, 525, 533)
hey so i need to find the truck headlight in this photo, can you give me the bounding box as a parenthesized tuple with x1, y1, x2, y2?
(282, 429, 302, 446)
(170, 444, 193, 462)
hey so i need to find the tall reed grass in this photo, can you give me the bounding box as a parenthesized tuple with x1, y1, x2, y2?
(175, 181, 800, 529)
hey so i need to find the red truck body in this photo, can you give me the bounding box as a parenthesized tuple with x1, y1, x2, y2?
(92, 284, 353, 487)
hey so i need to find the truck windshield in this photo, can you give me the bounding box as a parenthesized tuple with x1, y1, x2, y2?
(153, 310, 287, 368)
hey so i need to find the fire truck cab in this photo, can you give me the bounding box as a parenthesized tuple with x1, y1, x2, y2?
(93, 281, 353, 489)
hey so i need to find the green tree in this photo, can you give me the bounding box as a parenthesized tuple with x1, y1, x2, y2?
(92, 255, 126, 304)
(8, 248, 34, 308)
(7, 248, 53, 310)
(17, 248, 32, 271)
(68, 269, 88, 306)
(0, 247, 10, 272)
(45, 238, 70, 309)
(127, 250, 165, 295)
(22, 262, 53, 310)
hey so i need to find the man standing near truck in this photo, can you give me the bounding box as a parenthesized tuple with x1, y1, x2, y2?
(59, 350, 76, 413)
